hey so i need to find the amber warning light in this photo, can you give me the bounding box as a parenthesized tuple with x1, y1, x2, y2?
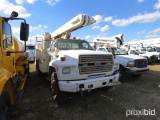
(61, 57, 66, 61)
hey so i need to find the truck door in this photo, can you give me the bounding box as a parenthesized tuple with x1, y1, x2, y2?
(1, 20, 15, 72)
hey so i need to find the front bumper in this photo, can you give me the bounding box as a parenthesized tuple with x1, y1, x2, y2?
(125, 66, 149, 75)
(58, 72, 120, 92)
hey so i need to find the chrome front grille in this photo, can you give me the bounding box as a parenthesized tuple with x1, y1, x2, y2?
(79, 55, 113, 74)
(135, 59, 148, 68)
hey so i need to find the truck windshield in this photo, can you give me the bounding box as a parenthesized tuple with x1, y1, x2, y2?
(55, 39, 93, 50)
(26, 46, 35, 50)
(136, 50, 143, 54)
(107, 48, 127, 55)
(147, 47, 154, 52)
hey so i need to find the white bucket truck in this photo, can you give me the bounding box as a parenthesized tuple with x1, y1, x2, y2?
(139, 46, 160, 61)
(127, 47, 158, 64)
(35, 14, 120, 104)
(94, 36, 149, 81)
(122, 41, 160, 62)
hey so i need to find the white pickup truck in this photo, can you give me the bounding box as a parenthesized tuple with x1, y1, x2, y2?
(153, 46, 160, 60)
(96, 47, 149, 81)
(139, 46, 160, 61)
(128, 49, 158, 64)
(35, 34, 120, 104)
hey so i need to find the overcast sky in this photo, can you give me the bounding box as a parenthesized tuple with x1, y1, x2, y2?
(0, 0, 160, 43)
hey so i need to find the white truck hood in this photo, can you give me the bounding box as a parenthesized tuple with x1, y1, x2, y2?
(147, 52, 159, 55)
(116, 55, 146, 61)
(58, 50, 112, 59)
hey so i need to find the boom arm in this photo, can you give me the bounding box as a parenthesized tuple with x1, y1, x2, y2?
(51, 14, 96, 39)
(93, 34, 124, 48)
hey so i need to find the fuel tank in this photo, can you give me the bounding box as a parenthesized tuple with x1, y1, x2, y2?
(13, 36, 26, 60)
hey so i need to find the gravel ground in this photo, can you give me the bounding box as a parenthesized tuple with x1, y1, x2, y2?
(11, 62, 160, 120)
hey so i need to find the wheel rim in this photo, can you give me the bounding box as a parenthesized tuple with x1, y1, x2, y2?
(51, 79, 58, 97)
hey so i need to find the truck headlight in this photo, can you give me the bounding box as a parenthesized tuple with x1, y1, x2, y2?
(114, 62, 119, 70)
(127, 61, 134, 67)
(62, 67, 70, 74)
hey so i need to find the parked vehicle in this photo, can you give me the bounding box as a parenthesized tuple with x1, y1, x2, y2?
(128, 49, 158, 64)
(35, 14, 120, 104)
(26, 44, 35, 62)
(140, 46, 159, 60)
(121, 42, 160, 62)
(0, 11, 29, 119)
(96, 46, 149, 81)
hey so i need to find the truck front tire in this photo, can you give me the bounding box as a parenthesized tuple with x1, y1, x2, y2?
(36, 60, 42, 77)
(119, 67, 126, 81)
(0, 90, 11, 120)
(51, 73, 67, 105)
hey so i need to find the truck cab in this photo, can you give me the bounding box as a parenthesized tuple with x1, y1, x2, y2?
(96, 47, 149, 81)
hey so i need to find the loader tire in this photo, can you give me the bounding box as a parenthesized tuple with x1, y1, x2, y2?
(51, 73, 67, 105)
(0, 90, 11, 120)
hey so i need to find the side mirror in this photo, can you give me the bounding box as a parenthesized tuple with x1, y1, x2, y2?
(20, 22, 29, 41)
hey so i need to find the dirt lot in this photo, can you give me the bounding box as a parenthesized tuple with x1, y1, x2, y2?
(11, 62, 160, 120)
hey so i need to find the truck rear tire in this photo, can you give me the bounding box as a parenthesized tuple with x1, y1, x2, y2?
(0, 90, 11, 120)
(145, 57, 152, 64)
(51, 73, 67, 105)
(119, 67, 126, 81)
(36, 60, 42, 77)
